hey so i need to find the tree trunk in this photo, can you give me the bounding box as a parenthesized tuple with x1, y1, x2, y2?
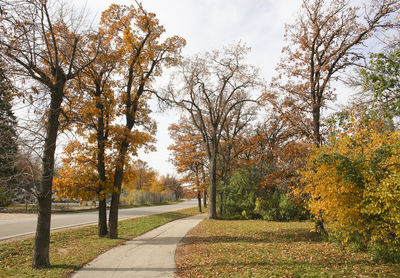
(312, 104, 322, 146)
(197, 190, 202, 213)
(33, 191, 52, 268)
(96, 105, 107, 237)
(98, 199, 107, 237)
(203, 190, 207, 208)
(219, 191, 224, 216)
(108, 190, 120, 238)
(108, 139, 129, 239)
(314, 218, 326, 234)
(312, 104, 326, 234)
(208, 147, 217, 219)
(33, 86, 64, 268)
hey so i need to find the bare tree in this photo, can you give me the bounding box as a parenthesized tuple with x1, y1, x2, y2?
(217, 97, 257, 215)
(273, 0, 399, 146)
(168, 42, 263, 219)
(0, 0, 98, 268)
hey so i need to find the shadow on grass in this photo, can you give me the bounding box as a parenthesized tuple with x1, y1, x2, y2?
(181, 229, 323, 245)
(177, 261, 319, 273)
(177, 253, 376, 274)
(49, 263, 80, 270)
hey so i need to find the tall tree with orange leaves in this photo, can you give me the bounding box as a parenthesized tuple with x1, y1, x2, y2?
(100, 3, 185, 238)
(55, 29, 118, 237)
(55, 23, 156, 237)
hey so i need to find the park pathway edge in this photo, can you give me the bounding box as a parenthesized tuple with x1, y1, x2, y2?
(72, 213, 207, 278)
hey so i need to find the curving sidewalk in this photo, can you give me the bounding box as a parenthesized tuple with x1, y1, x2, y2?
(72, 214, 206, 278)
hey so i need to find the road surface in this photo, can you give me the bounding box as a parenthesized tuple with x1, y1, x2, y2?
(0, 199, 197, 241)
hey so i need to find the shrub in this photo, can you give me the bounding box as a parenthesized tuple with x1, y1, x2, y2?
(255, 191, 307, 221)
(298, 121, 400, 261)
(222, 169, 307, 221)
(369, 243, 400, 263)
(222, 170, 258, 219)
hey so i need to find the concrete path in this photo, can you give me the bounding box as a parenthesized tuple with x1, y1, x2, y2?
(72, 214, 206, 278)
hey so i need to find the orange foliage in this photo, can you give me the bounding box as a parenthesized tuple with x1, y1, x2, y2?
(169, 116, 207, 192)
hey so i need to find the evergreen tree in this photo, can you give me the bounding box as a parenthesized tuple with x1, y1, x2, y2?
(0, 62, 18, 207)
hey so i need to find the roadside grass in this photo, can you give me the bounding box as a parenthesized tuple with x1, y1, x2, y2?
(176, 220, 400, 277)
(119, 199, 184, 209)
(0, 206, 199, 278)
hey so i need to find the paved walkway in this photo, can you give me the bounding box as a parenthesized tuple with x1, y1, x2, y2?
(72, 214, 206, 278)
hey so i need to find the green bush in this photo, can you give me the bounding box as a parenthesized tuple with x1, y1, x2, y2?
(222, 170, 258, 219)
(255, 191, 307, 221)
(369, 243, 400, 263)
(221, 169, 307, 221)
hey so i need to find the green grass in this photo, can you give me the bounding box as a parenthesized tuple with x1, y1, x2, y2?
(119, 199, 184, 209)
(176, 220, 400, 277)
(0, 207, 199, 278)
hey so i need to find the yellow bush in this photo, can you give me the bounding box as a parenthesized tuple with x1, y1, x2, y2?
(299, 121, 400, 248)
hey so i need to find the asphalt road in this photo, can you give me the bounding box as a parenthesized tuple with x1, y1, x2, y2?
(0, 199, 197, 241)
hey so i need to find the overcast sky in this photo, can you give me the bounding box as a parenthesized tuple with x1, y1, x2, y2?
(71, 0, 303, 176)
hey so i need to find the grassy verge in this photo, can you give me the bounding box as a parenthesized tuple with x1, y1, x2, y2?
(0, 206, 199, 278)
(176, 220, 400, 277)
(119, 199, 184, 209)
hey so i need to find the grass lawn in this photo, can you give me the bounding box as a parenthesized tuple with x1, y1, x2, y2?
(176, 220, 400, 277)
(0, 207, 200, 278)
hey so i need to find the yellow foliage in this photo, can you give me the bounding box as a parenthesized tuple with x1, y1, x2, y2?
(298, 121, 400, 247)
(53, 141, 114, 202)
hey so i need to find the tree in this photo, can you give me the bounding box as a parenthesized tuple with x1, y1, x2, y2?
(53, 140, 115, 234)
(169, 116, 207, 212)
(222, 169, 258, 219)
(273, 0, 399, 233)
(0, 59, 17, 207)
(124, 160, 158, 191)
(220, 111, 308, 221)
(216, 96, 257, 215)
(0, 0, 98, 268)
(161, 174, 183, 200)
(273, 0, 399, 146)
(14, 149, 42, 208)
(361, 42, 400, 120)
(168, 42, 262, 219)
(73, 31, 117, 237)
(55, 29, 118, 237)
(100, 3, 185, 238)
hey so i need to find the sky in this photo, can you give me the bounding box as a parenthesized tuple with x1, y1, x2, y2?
(70, 0, 304, 176)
